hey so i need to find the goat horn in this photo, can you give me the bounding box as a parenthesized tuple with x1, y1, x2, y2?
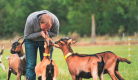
(46, 40, 49, 47)
(70, 37, 77, 42)
(2, 46, 4, 50)
(51, 40, 54, 45)
(10, 40, 13, 44)
(14, 38, 16, 42)
(0, 46, 4, 55)
(16, 36, 23, 42)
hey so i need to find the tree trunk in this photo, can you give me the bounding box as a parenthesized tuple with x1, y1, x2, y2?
(91, 13, 95, 44)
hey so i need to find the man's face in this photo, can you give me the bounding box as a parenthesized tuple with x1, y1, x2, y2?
(40, 23, 51, 31)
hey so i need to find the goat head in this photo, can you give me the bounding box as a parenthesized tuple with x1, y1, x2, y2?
(10, 37, 24, 56)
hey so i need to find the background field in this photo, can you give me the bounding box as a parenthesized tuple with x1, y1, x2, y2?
(0, 43, 138, 80)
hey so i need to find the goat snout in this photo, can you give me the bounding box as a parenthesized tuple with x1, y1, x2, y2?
(10, 49, 15, 53)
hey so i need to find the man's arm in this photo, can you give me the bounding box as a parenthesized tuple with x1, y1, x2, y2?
(24, 21, 41, 39)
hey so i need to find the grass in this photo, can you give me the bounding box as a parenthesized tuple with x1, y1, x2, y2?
(0, 44, 138, 80)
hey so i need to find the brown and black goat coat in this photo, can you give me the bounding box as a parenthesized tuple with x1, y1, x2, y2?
(61, 37, 131, 80)
(35, 35, 58, 80)
(54, 38, 105, 80)
(7, 37, 26, 80)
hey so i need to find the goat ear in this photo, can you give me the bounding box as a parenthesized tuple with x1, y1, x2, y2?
(60, 41, 65, 44)
(71, 40, 76, 44)
(44, 41, 48, 48)
(67, 38, 72, 45)
(10, 40, 13, 44)
(54, 44, 60, 48)
(21, 39, 25, 45)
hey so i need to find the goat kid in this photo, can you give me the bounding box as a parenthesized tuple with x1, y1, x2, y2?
(0, 46, 6, 71)
(7, 37, 26, 80)
(62, 37, 131, 80)
(35, 35, 58, 80)
(54, 38, 105, 80)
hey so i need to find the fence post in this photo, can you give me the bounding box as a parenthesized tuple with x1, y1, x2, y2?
(134, 32, 137, 40)
(128, 36, 131, 60)
(122, 33, 125, 43)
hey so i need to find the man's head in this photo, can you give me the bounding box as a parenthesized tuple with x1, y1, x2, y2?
(39, 14, 53, 31)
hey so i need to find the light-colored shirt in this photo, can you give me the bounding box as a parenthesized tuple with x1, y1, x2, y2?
(24, 10, 59, 41)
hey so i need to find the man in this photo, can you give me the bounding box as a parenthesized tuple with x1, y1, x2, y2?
(24, 10, 59, 80)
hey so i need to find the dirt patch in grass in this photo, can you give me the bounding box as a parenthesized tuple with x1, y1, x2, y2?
(73, 41, 138, 46)
(0, 39, 138, 49)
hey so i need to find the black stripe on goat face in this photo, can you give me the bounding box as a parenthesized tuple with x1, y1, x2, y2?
(55, 41, 63, 46)
(59, 38, 69, 45)
(10, 42, 20, 54)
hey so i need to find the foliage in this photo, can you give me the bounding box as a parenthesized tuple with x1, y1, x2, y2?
(0, 0, 137, 38)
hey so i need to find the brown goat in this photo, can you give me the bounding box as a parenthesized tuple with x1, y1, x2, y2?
(54, 38, 105, 80)
(0, 46, 6, 71)
(7, 37, 26, 80)
(35, 34, 58, 80)
(61, 37, 131, 80)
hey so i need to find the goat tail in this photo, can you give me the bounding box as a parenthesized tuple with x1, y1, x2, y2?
(46, 60, 54, 80)
(118, 56, 131, 64)
(50, 60, 52, 65)
(0, 46, 4, 55)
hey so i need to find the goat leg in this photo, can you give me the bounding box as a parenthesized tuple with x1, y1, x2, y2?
(91, 66, 98, 80)
(91, 72, 98, 80)
(24, 75, 26, 80)
(115, 71, 124, 80)
(42, 70, 46, 80)
(115, 62, 124, 80)
(76, 76, 79, 80)
(17, 73, 21, 80)
(79, 77, 82, 80)
(7, 68, 11, 80)
(38, 76, 42, 80)
(53, 77, 56, 80)
(0, 62, 6, 71)
(99, 72, 103, 80)
(71, 75, 76, 80)
(108, 70, 118, 80)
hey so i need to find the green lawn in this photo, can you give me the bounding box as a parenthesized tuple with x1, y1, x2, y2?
(0, 44, 138, 80)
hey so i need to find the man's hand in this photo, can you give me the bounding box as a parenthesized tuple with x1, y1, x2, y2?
(40, 31, 46, 38)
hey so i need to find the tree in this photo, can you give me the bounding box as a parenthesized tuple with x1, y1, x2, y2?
(0, 0, 137, 38)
